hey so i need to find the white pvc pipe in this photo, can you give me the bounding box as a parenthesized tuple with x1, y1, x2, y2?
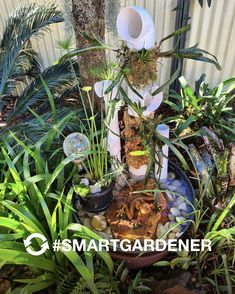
(117, 6, 156, 51)
(127, 84, 163, 117)
(94, 80, 121, 161)
(155, 124, 169, 181)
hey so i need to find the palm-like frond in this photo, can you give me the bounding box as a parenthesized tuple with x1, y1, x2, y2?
(7, 60, 79, 121)
(0, 3, 63, 97)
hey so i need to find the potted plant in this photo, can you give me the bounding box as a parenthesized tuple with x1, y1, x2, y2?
(63, 86, 123, 212)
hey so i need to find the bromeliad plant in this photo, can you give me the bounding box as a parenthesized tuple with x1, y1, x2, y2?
(166, 76, 235, 144)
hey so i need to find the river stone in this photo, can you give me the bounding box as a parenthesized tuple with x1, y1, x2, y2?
(91, 215, 107, 231)
(112, 190, 119, 197)
(168, 172, 176, 179)
(176, 197, 184, 205)
(176, 216, 186, 223)
(77, 209, 85, 217)
(117, 175, 127, 187)
(178, 202, 187, 211)
(83, 218, 92, 229)
(172, 180, 182, 187)
(168, 214, 175, 222)
(170, 207, 181, 216)
(80, 178, 89, 186)
(166, 192, 175, 202)
(168, 232, 176, 239)
(115, 183, 123, 191)
(90, 184, 101, 194)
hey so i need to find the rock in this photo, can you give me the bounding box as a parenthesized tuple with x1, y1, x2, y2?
(176, 232, 184, 238)
(112, 189, 120, 197)
(91, 215, 107, 231)
(128, 178, 138, 185)
(176, 216, 186, 223)
(117, 175, 127, 187)
(173, 180, 182, 187)
(176, 197, 184, 205)
(168, 172, 176, 179)
(178, 202, 187, 211)
(90, 184, 101, 194)
(181, 211, 189, 218)
(168, 214, 175, 222)
(167, 185, 178, 192)
(168, 232, 176, 239)
(77, 209, 85, 217)
(115, 183, 123, 191)
(170, 207, 181, 216)
(176, 187, 187, 196)
(166, 192, 175, 202)
(83, 218, 92, 229)
(80, 178, 89, 186)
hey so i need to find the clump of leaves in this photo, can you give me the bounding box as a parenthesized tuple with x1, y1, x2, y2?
(119, 47, 158, 88)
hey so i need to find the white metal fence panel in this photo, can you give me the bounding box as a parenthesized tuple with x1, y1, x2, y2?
(0, 0, 234, 91)
(183, 0, 235, 88)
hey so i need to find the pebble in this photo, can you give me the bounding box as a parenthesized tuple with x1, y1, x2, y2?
(83, 218, 92, 229)
(173, 180, 182, 187)
(117, 175, 127, 187)
(167, 185, 178, 192)
(176, 232, 183, 238)
(166, 192, 175, 202)
(170, 207, 181, 216)
(176, 197, 184, 205)
(91, 215, 107, 231)
(80, 178, 89, 186)
(112, 190, 119, 197)
(168, 172, 176, 179)
(178, 202, 187, 211)
(176, 187, 187, 196)
(168, 214, 175, 222)
(176, 216, 186, 223)
(89, 185, 101, 194)
(128, 178, 138, 185)
(168, 232, 176, 239)
(115, 183, 123, 191)
(77, 209, 85, 217)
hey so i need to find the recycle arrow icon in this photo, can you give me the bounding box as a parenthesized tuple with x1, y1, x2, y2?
(23, 233, 49, 256)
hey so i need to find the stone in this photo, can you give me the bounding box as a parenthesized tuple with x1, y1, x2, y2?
(117, 175, 127, 187)
(77, 209, 85, 217)
(167, 185, 178, 192)
(80, 178, 89, 186)
(176, 197, 184, 205)
(115, 183, 123, 191)
(89, 184, 102, 194)
(176, 187, 187, 196)
(168, 172, 176, 179)
(168, 232, 176, 239)
(170, 207, 181, 216)
(178, 202, 187, 211)
(166, 192, 175, 202)
(83, 218, 92, 229)
(172, 180, 182, 187)
(168, 214, 175, 222)
(176, 232, 183, 238)
(112, 190, 119, 197)
(128, 178, 138, 185)
(91, 215, 107, 231)
(176, 216, 186, 223)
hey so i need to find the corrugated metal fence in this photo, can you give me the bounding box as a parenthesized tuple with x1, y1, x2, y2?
(0, 0, 234, 90)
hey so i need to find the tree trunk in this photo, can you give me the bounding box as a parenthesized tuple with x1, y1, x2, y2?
(71, 0, 106, 91)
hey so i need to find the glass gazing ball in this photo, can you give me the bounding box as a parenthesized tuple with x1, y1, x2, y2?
(63, 132, 90, 161)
